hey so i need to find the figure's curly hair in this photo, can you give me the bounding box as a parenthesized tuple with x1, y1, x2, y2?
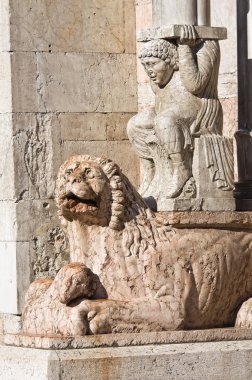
(139, 39, 179, 70)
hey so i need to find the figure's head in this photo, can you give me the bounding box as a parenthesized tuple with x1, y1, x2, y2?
(139, 39, 178, 87)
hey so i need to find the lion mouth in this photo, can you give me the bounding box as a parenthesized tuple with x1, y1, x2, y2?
(61, 192, 99, 212)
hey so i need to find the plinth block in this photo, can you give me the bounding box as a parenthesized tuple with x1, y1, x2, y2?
(137, 25, 227, 42)
(1, 340, 252, 380)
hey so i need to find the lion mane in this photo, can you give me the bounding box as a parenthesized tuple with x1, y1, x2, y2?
(55, 155, 171, 259)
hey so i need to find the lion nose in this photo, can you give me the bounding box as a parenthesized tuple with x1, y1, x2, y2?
(69, 175, 82, 184)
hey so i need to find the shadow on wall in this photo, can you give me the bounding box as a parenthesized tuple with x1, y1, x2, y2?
(235, 0, 252, 185)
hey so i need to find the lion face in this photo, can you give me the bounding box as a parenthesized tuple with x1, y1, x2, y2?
(56, 158, 112, 226)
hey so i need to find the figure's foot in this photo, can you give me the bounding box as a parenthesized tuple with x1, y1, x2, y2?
(166, 161, 191, 198)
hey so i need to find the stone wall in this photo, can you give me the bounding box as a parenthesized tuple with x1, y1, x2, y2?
(0, 0, 138, 314)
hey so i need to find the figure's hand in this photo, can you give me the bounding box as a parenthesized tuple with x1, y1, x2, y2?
(179, 25, 197, 47)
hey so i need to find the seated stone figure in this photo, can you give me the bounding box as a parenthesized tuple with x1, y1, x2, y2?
(127, 26, 222, 201)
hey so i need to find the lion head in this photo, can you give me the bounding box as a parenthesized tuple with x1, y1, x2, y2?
(56, 155, 151, 230)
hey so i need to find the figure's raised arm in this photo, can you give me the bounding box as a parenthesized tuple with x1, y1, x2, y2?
(178, 25, 220, 95)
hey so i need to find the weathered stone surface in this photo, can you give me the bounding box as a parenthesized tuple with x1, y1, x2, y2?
(156, 198, 236, 212)
(0, 112, 61, 202)
(15, 199, 69, 279)
(124, 0, 137, 54)
(11, 53, 38, 113)
(15, 200, 60, 242)
(12, 113, 62, 200)
(212, 0, 237, 77)
(136, 0, 152, 33)
(0, 53, 12, 112)
(0, 201, 16, 241)
(2, 341, 252, 380)
(60, 113, 134, 142)
(6, 52, 138, 113)
(9, 0, 135, 54)
(5, 328, 252, 350)
(2, 315, 22, 335)
(35, 53, 137, 113)
(0, 346, 60, 380)
(106, 114, 135, 141)
(221, 97, 238, 138)
(0, 0, 10, 52)
(0, 242, 18, 313)
(152, 0, 200, 27)
(62, 141, 140, 187)
(0, 242, 30, 314)
(0, 115, 15, 200)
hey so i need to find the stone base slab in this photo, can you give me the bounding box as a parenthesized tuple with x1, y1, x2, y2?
(2, 340, 252, 380)
(157, 210, 252, 228)
(157, 198, 236, 211)
(137, 25, 227, 42)
(4, 328, 252, 350)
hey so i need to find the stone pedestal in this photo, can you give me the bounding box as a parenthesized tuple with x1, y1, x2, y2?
(2, 338, 252, 380)
(156, 137, 235, 211)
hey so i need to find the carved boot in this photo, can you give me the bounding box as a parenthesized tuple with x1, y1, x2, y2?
(166, 161, 191, 198)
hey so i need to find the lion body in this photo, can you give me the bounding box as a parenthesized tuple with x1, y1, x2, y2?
(55, 155, 252, 331)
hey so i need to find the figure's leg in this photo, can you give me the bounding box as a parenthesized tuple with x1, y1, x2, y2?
(154, 115, 193, 198)
(166, 152, 192, 197)
(127, 110, 156, 196)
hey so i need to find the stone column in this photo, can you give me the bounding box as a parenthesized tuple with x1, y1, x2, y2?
(197, 0, 211, 26)
(234, 0, 252, 210)
(153, 0, 211, 27)
(152, 0, 197, 26)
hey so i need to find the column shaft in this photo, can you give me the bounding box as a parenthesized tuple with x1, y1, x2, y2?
(197, 0, 211, 26)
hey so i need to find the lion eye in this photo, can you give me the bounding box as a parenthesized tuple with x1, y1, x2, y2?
(73, 278, 81, 285)
(85, 168, 95, 179)
(65, 168, 74, 175)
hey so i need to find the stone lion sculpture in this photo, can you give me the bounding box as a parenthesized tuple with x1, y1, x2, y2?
(22, 155, 252, 335)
